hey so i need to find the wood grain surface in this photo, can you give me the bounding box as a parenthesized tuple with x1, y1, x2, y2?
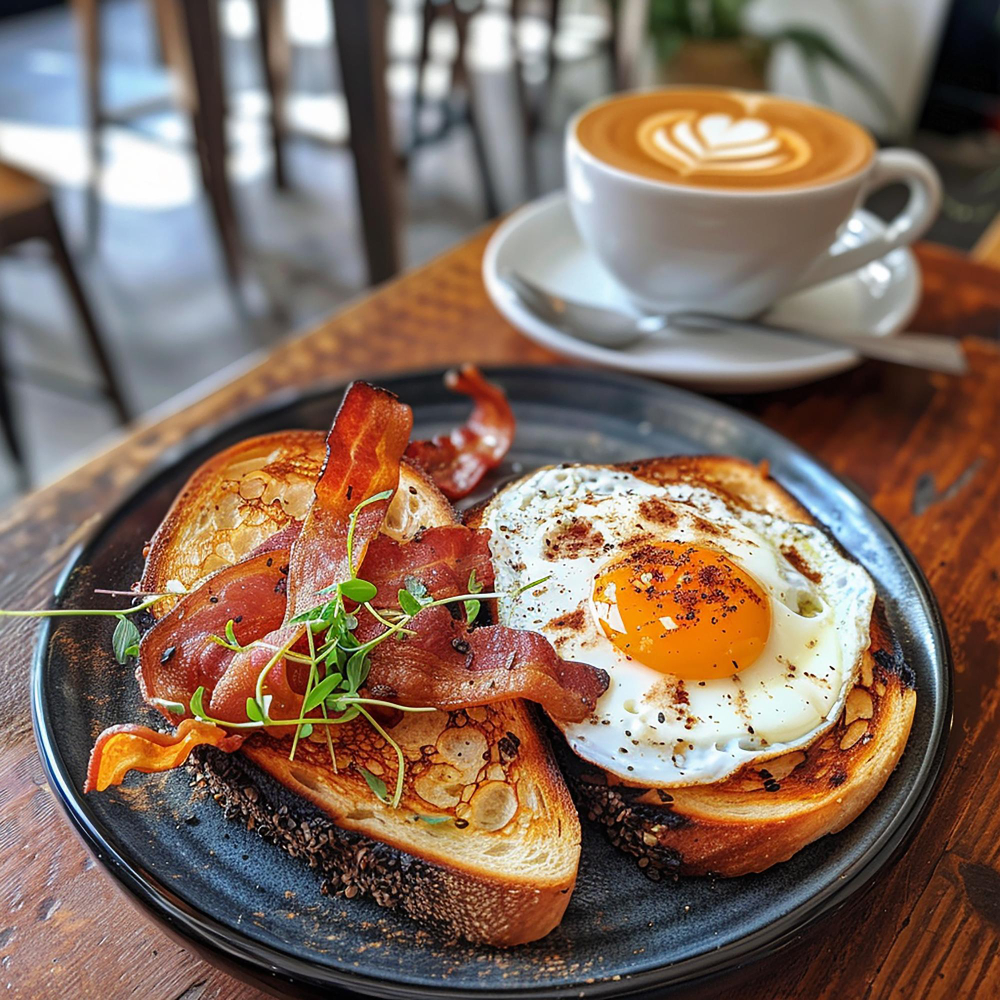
(1, 235, 998, 999)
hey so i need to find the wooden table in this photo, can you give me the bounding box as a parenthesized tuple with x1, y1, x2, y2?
(1, 233, 999, 999)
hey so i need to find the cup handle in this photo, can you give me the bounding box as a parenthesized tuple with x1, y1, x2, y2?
(792, 148, 942, 291)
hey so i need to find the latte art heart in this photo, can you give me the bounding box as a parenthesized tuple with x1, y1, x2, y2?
(637, 111, 811, 179)
(574, 88, 875, 192)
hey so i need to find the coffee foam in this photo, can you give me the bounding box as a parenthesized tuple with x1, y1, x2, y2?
(576, 89, 874, 191)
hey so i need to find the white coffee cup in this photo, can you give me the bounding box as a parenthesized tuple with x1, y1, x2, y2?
(565, 90, 941, 319)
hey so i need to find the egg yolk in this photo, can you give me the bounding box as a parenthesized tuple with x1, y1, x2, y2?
(591, 543, 771, 680)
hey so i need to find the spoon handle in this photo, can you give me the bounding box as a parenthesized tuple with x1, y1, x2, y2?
(672, 313, 969, 376)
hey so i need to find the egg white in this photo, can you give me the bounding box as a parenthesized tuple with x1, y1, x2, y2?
(483, 465, 875, 787)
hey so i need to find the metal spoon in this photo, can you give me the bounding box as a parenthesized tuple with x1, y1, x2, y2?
(500, 270, 968, 376)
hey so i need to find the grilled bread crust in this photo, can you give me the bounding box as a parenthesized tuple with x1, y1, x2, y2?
(141, 429, 450, 603)
(160, 433, 581, 944)
(190, 733, 577, 946)
(468, 456, 917, 878)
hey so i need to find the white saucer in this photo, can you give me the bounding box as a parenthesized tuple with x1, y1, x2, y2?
(482, 192, 921, 393)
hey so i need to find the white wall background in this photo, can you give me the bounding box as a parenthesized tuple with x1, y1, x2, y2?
(748, 0, 953, 138)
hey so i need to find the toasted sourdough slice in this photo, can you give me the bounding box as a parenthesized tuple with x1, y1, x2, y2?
(141, 430, 446, 608)
(160, 433, 581, 945)
(467, 455, 917, 878)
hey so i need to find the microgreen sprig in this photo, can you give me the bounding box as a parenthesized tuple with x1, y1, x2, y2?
(0, 593, 171, 665)
(0, 593, 166, 620)
(0, 489, 553, 812)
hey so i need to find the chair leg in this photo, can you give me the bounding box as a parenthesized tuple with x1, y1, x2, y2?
(147, 0, 171, 65)
(0, 296, 28, 489)
(331, 0, 401, 285)
(508, 0, 539, 199)
(452, 4, 500, 217)
(71, 0, 103, 249)
(411, 0, 436, 152)
(544, 0, 561, 84)
(39, 203, 130, 424)
(254, 0, 290, 191)
(605, 0, 621, 92)
(177, 0, 245, 292)
(536, 0, 561, 129)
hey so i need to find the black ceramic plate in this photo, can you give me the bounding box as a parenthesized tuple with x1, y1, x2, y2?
(32, 367, 950, 999)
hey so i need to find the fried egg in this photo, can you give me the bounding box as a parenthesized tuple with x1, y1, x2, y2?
(481, 464, 875, 786)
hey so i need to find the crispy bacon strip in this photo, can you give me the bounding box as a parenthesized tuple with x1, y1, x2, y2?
(85, 719, 242, 793)
(361, 526, 494, 601)
(357, 527, 609, 722)
(88, 380, 610, 794)
(405, 365, 514, 500)
(91, 383, 413, 790)
(365, 606, 608, 721)
(208, 383, 413, 732)
(138, 549, 289, 720)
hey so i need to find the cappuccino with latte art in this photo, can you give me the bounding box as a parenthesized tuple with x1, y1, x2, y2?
(565, 87, 941, 317)
(575, 89, 874, 191)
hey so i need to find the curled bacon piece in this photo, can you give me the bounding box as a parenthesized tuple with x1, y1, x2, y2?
(87, 377, 609, 792)
(139, 548, 289, 720)
(85, 719, 242, 793)
(207, 382, 413, 734)
(90, 382, 414, 790)
(405, 365, 514, 500)
(365, 606, 608, 722)
(361, 526, 494, 602)
(357, 527, 609, 722)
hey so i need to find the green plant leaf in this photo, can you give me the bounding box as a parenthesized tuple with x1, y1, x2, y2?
(190, 686, 207, 718)
(398, 588, 423, 618)
(328, 703, 360, 723)
(464, 598, 481, 625)
(124, 643, 140, 658)
(225, 619, 239, 646)
(346, 650, 369, 692)
(347, 490, 394, 573)
(112, 615, 141, 664)
(245, 697, 264, 722)
(303, 672, 345, 713)
(339, 578, 377, 603)
(357, 765, 388, 802)
(467, 569, 483, 594)
(298, 722, 313, 738)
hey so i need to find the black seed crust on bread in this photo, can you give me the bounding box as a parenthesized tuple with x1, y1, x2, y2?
(188, 745, 459, 940)
(552, 740, 686, 884)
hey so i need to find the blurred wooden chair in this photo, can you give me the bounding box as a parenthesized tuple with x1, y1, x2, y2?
(0, 162, 129, 484)
(68, 0, 621, 293)
(71, 0, 400, 287)
(70, 0, 292, 290)
(409, 0, 611, 206)
(410, 0, 500, 216)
